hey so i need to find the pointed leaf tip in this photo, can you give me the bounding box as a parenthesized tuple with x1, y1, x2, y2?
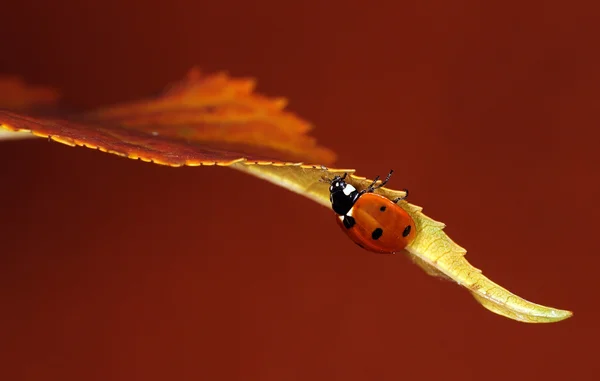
(403, 208, 572, 323)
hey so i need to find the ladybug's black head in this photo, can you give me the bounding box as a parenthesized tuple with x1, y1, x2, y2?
(328, 174, 360, 216)
(328, 176, 347, 194)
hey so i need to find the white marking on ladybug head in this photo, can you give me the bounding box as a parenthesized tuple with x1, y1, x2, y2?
(342, 184, 356, 196)
(346, 207, 354, 217)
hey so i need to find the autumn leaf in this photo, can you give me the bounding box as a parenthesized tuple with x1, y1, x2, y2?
(0, 69, 572, 323)
(0, 69, 335, 165)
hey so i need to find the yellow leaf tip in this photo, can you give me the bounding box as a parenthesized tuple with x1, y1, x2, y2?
(549, 308, 573, 321)
(532, 308, 573, 324)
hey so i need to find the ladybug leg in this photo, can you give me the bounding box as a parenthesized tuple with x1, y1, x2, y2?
(360, 175, 381, 195)
(392, 188, 409, 203)
(367, 175, 381, 189)
(373, 170, 394, 189)
(364, 169, 395, 193)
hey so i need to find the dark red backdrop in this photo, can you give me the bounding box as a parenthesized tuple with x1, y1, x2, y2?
(1, 1, 598, 380)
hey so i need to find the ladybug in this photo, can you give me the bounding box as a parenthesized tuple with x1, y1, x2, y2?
(327, 170, 416, 253)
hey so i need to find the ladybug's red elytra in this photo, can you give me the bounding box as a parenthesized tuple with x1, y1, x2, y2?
(327, 170, 416, 253)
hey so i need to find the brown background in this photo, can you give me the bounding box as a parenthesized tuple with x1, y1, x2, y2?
(1, 1, 599, 380)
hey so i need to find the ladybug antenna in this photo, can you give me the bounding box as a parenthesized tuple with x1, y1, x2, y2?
(320, 172, 348, 184)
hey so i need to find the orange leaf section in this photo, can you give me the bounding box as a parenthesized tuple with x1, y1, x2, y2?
(0, 69, 335, 166)
(0, 76, 59, 111)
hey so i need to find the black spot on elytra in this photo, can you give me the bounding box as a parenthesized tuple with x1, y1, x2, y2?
(402, 225, 412, 237)
(371, 228, 383, 240)
(380, 206, 386, 212)
(343, 215, 356, 229)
